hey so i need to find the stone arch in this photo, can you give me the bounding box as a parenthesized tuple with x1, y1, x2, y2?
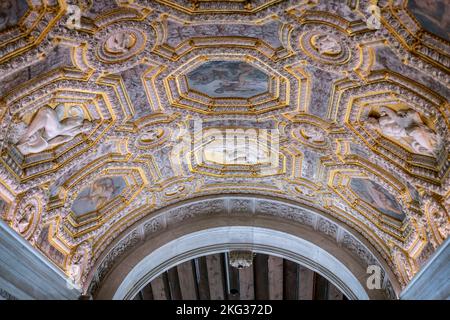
(88, 194, 400, 300)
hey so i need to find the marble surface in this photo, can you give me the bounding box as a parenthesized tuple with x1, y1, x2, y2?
(0, 219, 80, 300)
(401, 238, 450, 300)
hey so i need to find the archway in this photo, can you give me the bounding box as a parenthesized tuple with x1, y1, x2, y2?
(91, 195, 398, 300)
(113, 226, 368, 300)
(133, 252, 348, 300)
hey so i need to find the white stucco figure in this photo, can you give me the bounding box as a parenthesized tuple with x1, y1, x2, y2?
(366, 4, 381, 30)
(67, 250, 84, 289)
(302, 125, 325, 143)
(66, 4, 82, 30)
(15, 204, 34, 233)
(204, 137, 269, 165)
(16, 106, 93, 155)
(367, 106, 438, 155)
(140, 128, 163, 142)
(311, 34, 342, 55)
(165, 184, 185, 196)
(105, 32, 136, 54)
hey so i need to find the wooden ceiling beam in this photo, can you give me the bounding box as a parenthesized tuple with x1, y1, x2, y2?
(327, 282, 344, 300)
(313, 273, 329, 300)
(195, 256, 211, 300)
(238, 264, 254, 300)
(177, 261, 198, 300)
(206, 254, 226, 300)
(167, 267, 182, 300)
(268, 255, 283, 300)
(140, 282, 154, 300)
(298, 265, 314, 300)
(283, 259, 299, 300)
(151, 274, 168, 300)
(254, 254, 269, 300)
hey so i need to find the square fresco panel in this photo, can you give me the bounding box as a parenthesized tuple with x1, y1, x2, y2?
(71, 176, 127, 216)
(186, 61, 269, 98)
(36, 225, 66, 268)
(350, 178, 405, 220)
(407, 0, 450, 41)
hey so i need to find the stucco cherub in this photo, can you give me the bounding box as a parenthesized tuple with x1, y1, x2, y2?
(311, 34, 342, 55)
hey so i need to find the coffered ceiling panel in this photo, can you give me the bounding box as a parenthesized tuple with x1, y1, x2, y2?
(0, 0, 448, 299)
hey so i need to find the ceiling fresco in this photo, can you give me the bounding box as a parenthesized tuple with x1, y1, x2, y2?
(186, 61, 269, 98)
(0, 0, 448, 299)
(349, 178, 405, 220)
(407, 0, 450, 41)
(71, 176, 127, 216)
(0, 0, 28, 32)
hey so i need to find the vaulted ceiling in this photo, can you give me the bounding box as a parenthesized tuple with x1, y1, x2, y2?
(0, 0, 448, 299)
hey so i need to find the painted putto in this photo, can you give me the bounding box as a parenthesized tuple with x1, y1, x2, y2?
(71, 177, 127, 216)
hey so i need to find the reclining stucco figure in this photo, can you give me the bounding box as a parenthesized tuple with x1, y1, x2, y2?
(367, 106, 438, 155)
(16, 106, 93, 155)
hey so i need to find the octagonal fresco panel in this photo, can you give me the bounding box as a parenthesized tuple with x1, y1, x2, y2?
(0, 0, 28, 32)
(349, 178, 405, 220)
(407, 0, 450, 41)
(186, 61, 269, 99)
(71, 177, 127, 216)
(36, 225, 66, 269)
(12, 104, 93, 156)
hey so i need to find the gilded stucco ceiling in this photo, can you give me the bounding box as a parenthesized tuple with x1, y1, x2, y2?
(0, 0, 448, 299)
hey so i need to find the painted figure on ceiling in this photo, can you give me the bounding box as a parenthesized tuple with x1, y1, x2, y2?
(77, 178, 122, 210)
(187, 61, 268, 98)
(0, 0, 19, 30)
(350, 178, 404, 219)
(0, 199, 7, 216)
(15, 204, 34, 234)
(71, 177, 127, 216)
(365, 180, 402, 215)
